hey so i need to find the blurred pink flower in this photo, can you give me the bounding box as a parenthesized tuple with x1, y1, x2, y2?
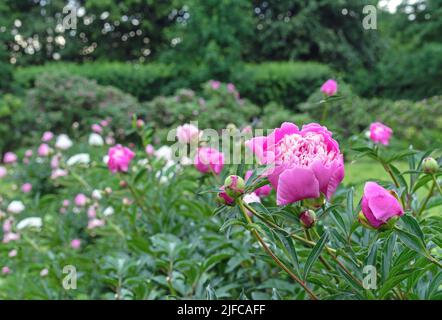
(246, 122, 344, 206)
(71, 239, 81, 249)
(87, 218, 105, 229)
(42, 131, 54, 142)
(107, 145, 135, 173)
(0, 166, 7, 178)
(360, 182, 404, 229)
(3, 152, 17, 164)
(320, 79, 338, 96)
(8, 249, 17, 258)
(145, 144, 155, 156)
(369, 122, 393, 145)
(2, 266, 10, 274)
(176, 124, 200, 144)
(194, 147, 224, 175)
(74, 193, 88, 207)
(87, 206, 97, 218)
(210, 80, 221, 90)
(38, 143, 50, 157)
(62, 199, 70, 207)
(21, 183, 32, 193)
(91, 124, 103, 133)
(25, 149, 33, 158)
(3, 232, 20, 244)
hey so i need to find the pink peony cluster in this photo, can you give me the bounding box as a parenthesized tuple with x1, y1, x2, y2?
(194, 147, 224, 175)
(107, 145, 135, 173)
(320, 79, 338, 96)
(246, 122, 344, 206)
(369, 122, 393, 145)
(359, 182, 404, 229)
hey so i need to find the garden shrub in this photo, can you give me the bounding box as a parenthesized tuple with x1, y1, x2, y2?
(0, 94, 24, 153)
(300, 85, 442, 149)
(350, 43, 442, 101)
(258, 102, 312, 130)
(14, 61, 334, 107)
(142, 81, 260, 140)
(234, 62, 334, 110)
(24, 72, 142, 137)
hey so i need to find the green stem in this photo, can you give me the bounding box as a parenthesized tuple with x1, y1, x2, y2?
(238, 201, 319, 300)
(417, 179, 436, 217)
(127, 181, 150, 215)
(381, 162, 406, 208)
(432, 174, 442, 197)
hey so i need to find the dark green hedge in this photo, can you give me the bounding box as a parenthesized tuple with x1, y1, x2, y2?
(14, 61, 334, 108)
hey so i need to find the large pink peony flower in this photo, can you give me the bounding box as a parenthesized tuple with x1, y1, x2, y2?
(360, 182, 404, 229)
(246, 122, 344, 206)
(369, 122, 392, 145)
(194, 147, 224, 175)
(107, 145, 135, 173)
(320, 79, 338, 96)
(245, 170, 272, 198)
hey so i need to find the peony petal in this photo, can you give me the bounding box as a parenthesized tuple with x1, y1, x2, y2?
(276, 167, 320, 206)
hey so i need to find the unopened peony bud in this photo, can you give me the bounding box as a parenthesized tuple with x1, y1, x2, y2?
(119, 180, 128, 188)
(224, 175, 245, 198)
(422, 157, 439, 174)
(216, 186, 235, 206)
(299, 210, 316, 229)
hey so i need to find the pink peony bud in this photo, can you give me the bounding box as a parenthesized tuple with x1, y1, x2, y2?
(62, 199, 70, 207)
(422, 157, 439, 174)
(74, 193, 88, 207)
(320, 79, 338, 96)
(194, 147, 224, 175)
(210, 80, 221, 90)
(87, 206, 97, 218)
(217, 186, 235, 206)
(107, 145, 135, 173)
(227, 83, 236, 92)
(224, 175, 245, 198)
(38, 143, 50, 157)
(21, 183, 32, 193)
(145, 144, 155, 156)
(369, 122, 393, 145)
(245, 122, 344, 206)
(299, 210, 316, 229)
(71, 239, 81, 249)
(3, 152, 17, 164)
(136, 119, 145, 128)
(42, 131, 54, 142)
(2, 266, 11, 274)
(359, 182, 403, 230)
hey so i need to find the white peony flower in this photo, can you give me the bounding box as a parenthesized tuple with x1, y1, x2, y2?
(7, 201, 25, 214)
(88, 133, 104, 146)
(103, 155, 109, 165)
(155, 146, 173, 162)
(66, 153, 90, 166)
(16, 217, 42, 230)
(103, 206, 115, 217)
(91, 189, 102, 200)
(55, 134, 73, 150)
